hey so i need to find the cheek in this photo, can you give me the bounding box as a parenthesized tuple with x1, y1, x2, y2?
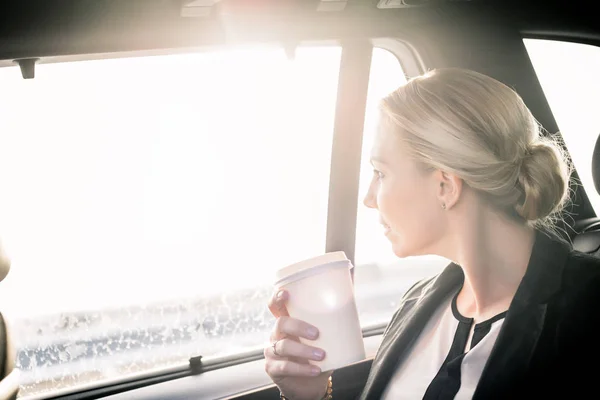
(378, 178, 420, 226)
(378, 177, 440, 254)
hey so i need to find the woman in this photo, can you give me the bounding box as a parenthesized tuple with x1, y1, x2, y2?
(264, 68, 600, 399)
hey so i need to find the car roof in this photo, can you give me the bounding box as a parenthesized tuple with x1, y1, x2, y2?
(0, 0, 598, 65)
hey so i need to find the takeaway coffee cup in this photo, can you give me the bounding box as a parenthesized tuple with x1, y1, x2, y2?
(274, 251, 366, 372)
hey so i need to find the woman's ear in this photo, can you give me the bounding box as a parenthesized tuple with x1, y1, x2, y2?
(435, 170, 463, 210)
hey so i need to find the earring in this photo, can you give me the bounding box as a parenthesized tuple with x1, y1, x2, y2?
(441, 203, 446, 210)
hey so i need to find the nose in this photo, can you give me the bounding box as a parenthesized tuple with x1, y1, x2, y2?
(363, 180, 378, 210)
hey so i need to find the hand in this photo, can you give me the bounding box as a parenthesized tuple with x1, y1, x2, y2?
(264, 289, 332, 400)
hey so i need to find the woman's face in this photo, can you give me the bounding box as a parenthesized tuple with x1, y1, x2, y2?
(363, 125, 445, 258)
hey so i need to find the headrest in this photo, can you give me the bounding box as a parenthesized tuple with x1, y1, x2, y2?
(0, 370, 19, 400)
(0, 314, 18, 400)
(592, 133, 600, 196)
(0, 242, 9, 283)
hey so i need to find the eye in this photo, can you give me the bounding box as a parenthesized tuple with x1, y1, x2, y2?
(373, 169, 385, 180)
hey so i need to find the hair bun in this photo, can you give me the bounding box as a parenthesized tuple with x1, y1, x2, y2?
(516, 139, 570, 221)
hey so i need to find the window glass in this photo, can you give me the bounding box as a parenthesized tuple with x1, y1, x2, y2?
(0, 46, 341, 397)
(354, 48, 448, 328)
(524, 39, 600, 212)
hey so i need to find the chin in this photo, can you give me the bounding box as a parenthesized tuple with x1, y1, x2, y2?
(392, 246, 414, 258)
(388, 233, 426, 259)
(388, 235, 415, 258)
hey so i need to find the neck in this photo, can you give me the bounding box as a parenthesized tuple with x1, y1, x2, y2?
(441, 211, 535, 322)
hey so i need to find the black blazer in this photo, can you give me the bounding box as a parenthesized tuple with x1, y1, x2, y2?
(359, 229, 600, 399)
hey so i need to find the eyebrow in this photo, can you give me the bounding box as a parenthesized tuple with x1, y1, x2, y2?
(369, 157, 388, 166)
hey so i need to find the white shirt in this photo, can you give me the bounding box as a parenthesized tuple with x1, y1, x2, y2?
(382, 291, 506, 399)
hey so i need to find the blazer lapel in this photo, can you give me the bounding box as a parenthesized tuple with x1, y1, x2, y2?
(471, 302, 548, 399)
(473, 229, 571, 399)
(360, 264, 464, 400)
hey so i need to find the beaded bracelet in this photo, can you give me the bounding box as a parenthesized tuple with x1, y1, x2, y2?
(280, 376, 332, 400)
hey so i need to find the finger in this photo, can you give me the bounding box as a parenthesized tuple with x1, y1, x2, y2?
(266, 338, 325, 362)
(272, 316, 319, 341)
(268, 289, 289, 318)
(265, 359, 322, 378)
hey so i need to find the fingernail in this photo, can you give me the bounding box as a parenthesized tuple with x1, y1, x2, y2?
(313, 349, 325, 360)
(276, 290, 285, 300)
(310, 366, 321, 376)
(306, 327, 318, 339)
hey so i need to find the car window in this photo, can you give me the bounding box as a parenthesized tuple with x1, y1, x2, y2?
(0, 46, 342, 397)
(0, 45, 426, 398)
(354, 48, 448, 328)
(523, 39, 600, 212)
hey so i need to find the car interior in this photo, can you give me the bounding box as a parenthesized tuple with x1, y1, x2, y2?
(0, 0, 599, 399)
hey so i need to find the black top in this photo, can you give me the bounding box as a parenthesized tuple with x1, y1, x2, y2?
(359, 229, 600, 399)
(450, 288, 508, 350)
(420, 290, 507, 400)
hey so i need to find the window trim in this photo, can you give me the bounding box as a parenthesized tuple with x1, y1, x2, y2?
(371, 37, 426, 79)
(0, 40, 342, 70)
(521, 31, 600, 49)
(324, 39, 373, 264)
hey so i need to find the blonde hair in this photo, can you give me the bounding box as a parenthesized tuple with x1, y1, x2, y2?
(380, 68, 571, 225)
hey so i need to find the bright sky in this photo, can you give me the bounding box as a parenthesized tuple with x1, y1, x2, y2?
(0, 46, 404, 318)
(0, 40, 598, 320)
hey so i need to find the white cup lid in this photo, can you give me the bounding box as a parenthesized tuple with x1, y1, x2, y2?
(275, 251, 349, 283)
